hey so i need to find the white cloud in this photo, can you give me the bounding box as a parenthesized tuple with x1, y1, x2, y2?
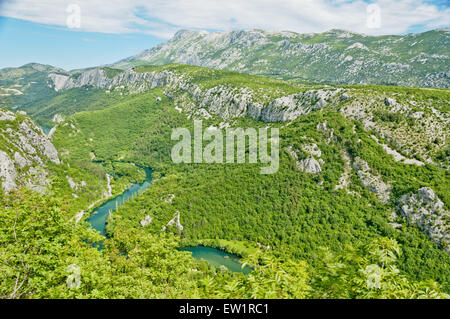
(1, 0, 449, 38)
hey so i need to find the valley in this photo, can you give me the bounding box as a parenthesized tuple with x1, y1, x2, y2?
(0, 30, 449, 299)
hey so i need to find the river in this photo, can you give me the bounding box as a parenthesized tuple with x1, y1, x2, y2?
(86, 167, 152, 236)
(86, 165, 251, 274)
(182, 246, 253, 274)
(39, 123, 52, 134)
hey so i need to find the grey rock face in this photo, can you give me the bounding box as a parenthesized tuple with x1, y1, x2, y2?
(14, 152, 29, 168)
(163, 194, 175, 203)
(48, 126, 57, 138)
(334, 151, 352, 191)
(48, 74, 70, 91)
(408, 112, 424, 119)
(25, 166, 49, 193)
(384, 97, 396, 106)
(66, 175, 77, 190)
(162, 211, 183, 231)
(353, 157, 391, 203)
(299, 157, 322, 173)
(52, 114, 64, 124)
(302, 143, 322, 158)
(286, 146, 322, 173)
(105, 174, 112, 197)
(340, 93, 350, 101)
(0, 151, 17, 192)
(316, 121, 328, 131)
(260, 90, 340, 122)
(397, 187, 449, 252)
(49, 68, 110, 91)
(140, 215, 153, 227)
(49, 68, 341, 123)
(18, 120, 60, 164)
(0, 109, 61, 193)
(115, 29, 450, 88)
(0, 109, 16, 121)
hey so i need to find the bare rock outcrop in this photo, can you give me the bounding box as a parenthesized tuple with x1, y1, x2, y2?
(334, 151, 352, 191)
(0, 151, 17, 192)
(48, 67, 342, 123)
(340, 93, 350, 101)
(140, 215, 153, 227)
(259, 90, 340, 122)
(286, 146, 322, 173)
(162, 211, 184, 231)
(18, 120, 60, 164)
(14, 151, 29, 168)
(52, 114, 64, 124)
(397, 187, 449, 252)
(163, 193, 175, 203)
(384, 97, 396, 106)
(0, 109, 16, 121)
(105, 174, 112, 197)
(298, 157, 322, 174)
(353, 157, 391, 203)
(302, 143, 322, 158)
(66, 176, 77, 190)
(0, 108, 60, 193)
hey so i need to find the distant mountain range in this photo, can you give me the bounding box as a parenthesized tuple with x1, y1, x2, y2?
(1, 28, 449, 97)
(114, 28, 450, 88)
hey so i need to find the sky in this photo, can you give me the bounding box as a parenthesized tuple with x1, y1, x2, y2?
(0, 0, 449, 70)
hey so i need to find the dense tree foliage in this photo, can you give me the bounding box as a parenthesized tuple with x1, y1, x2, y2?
(1, 189, 446, 298)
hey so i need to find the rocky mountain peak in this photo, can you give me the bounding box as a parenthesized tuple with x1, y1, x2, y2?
(114, 28, 449, 88)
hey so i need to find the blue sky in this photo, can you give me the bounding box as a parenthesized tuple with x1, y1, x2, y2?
(0, 0, 448, 71)
(0, 17, 163, 70)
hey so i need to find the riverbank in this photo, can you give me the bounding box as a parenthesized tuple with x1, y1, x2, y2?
(180, 245, 253, 274)
(180, 238, 260, 258)
(80, 161, 255, 274)
(86, 166, 152, 237)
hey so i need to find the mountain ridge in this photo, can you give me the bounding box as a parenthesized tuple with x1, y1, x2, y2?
(113, 28, 450, 88)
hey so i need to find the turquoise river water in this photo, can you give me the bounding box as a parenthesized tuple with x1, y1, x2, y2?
(86, 165, 251, 273)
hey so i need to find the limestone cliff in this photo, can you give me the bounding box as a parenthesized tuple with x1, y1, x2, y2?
(0, 108, 60, 193)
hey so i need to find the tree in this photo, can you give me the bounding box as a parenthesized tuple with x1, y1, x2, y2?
(311, 238, 449, 299)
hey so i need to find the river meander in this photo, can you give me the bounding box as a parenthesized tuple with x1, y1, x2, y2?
(86, 164, 251, 273)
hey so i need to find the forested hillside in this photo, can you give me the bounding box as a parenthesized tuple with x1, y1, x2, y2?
(1, 62, 449, 299)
